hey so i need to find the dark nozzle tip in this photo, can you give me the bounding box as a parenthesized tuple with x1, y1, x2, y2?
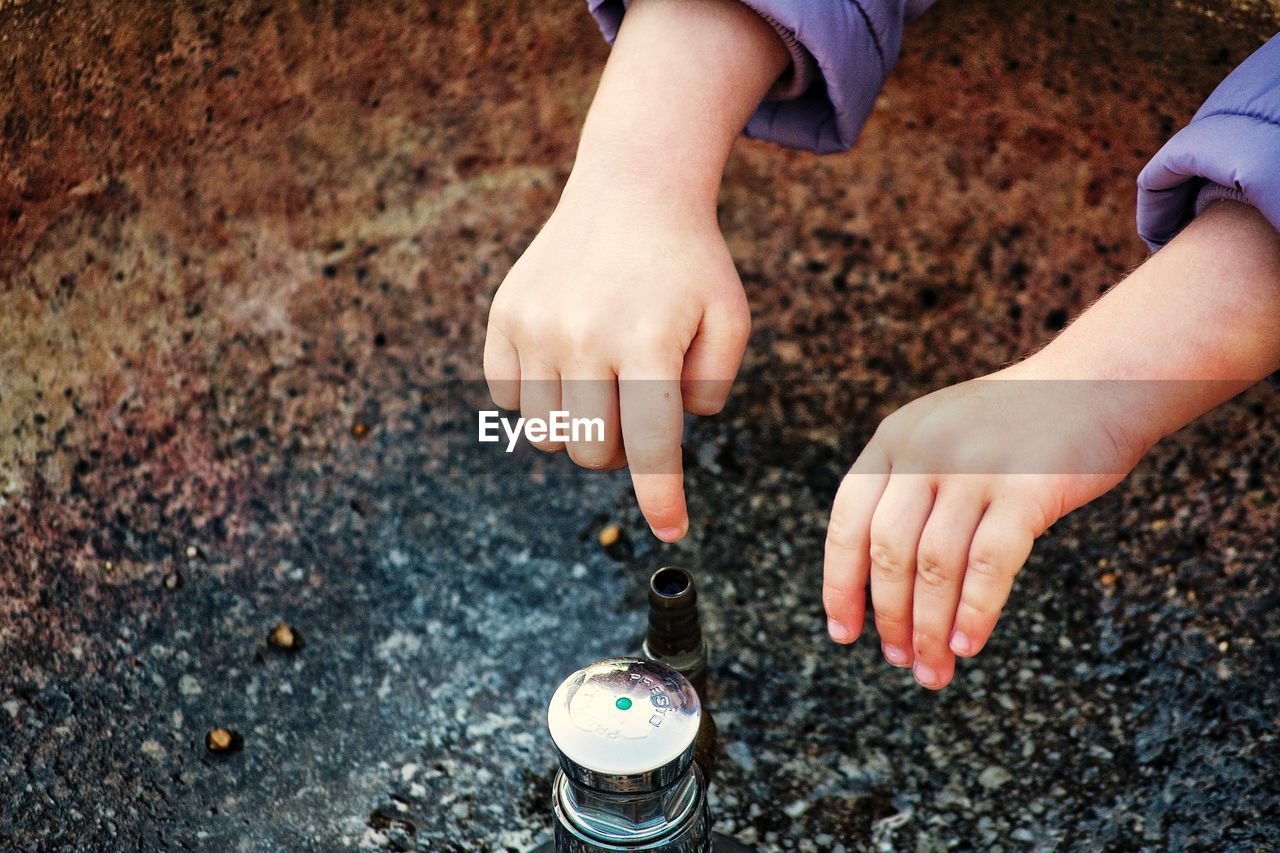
(646, 566, 702, 660)
(651, 566, 692, 600)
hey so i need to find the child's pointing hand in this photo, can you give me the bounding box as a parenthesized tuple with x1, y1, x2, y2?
(482, 0, 789, 541)
(484, 198, 750, 541)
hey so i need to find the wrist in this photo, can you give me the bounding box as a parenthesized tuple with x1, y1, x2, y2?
(1014, 201, 1280, 442)
(562, 135, 722, 223)
(995, 353, 1170, 453)
(562, 0, 789, 221)
(999, 319, 1257, 454)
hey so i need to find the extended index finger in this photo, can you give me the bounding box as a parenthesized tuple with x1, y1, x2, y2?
(618, 364, 687, 542)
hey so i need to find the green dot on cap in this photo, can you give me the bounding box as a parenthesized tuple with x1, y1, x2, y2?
(615, 696, 632, 711)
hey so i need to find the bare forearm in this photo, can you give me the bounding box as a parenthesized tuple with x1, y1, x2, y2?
(565, 0, 789, 217)
(1014, 201, 1280, 441)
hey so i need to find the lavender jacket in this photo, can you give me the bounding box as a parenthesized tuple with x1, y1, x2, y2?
(587, 0, 1280, 249)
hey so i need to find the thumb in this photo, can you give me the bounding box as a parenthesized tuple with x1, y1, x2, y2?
(681, 289, 750, 416)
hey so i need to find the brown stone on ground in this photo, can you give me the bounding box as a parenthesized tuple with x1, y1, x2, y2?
(204, 728, 243, 755)
(267, 620, 304, 652)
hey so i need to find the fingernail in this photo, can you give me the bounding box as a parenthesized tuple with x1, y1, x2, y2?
(882, 644, 911, 666)
(651, 525, 685, 542)
(949, 629, 973, 657)
(828, 619, 853, 644)
(913, 661, 939, 687)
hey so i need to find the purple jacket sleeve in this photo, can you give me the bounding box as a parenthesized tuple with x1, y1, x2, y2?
(586, 0, 938, 154)
(1137, 35, 1280, 250)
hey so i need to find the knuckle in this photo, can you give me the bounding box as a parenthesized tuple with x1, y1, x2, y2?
(561, 319, 608, 355)
(724, 309, 752, 345)
(967, 553, 1014, 584)
(947, 444, 990, 476)
(486, 293, 515, 327)
(634, 486, 683, 520)
(868, 542, 906, 580)
(822, 586, 853, 614)
(879, 398, 925, 434)
(871, 413, 904, 445)
(489, 292, 534, 335)
(616, 318, 669, 350)
(825, 511, 863, 552)
(914, 409, 960, 445)
(681, 382, 730, 416)
(961, 596, 1001, 620)
(915, 552, 954, 590)
(912, 627, 947, 653)
(874, 609, 910, 632)
(614, 313, 651, 340)
(515, 307, 559, 345)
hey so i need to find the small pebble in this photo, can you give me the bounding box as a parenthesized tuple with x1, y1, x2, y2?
(163, 570, 184, 591)
(978, 765, 1013, 790)
(141, 739, 167, 760)
(205, 728, 244, 754)
(352, 420, 370, 439)
(268, 620, 305, 652)
(783, 799, 809, 818)
(1099, 572, 1116, 589)
(596, 523, 633, 560)
(597, 524, 621, 547)
(184, 544, 201, 560)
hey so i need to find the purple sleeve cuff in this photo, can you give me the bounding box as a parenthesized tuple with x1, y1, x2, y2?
(1193, 181, 1249, 215)
(753, 11, 817, 102)
(1137, 35, 1280, 251)
(586, 0, 939, 154)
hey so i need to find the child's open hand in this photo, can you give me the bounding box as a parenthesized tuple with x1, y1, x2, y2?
(484, 192, 750, 542)
(824, 201, 1280, 690)
(822, 366, 1151, 689)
